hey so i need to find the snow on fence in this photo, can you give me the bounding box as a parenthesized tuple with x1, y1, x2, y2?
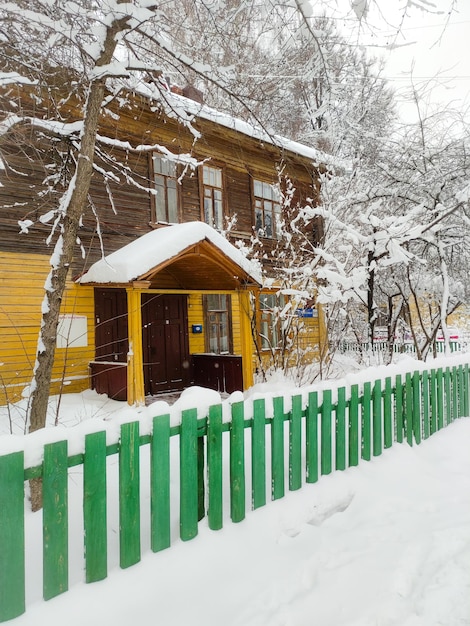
(1, 363, 469, 622)
(339, 340, 468, 356)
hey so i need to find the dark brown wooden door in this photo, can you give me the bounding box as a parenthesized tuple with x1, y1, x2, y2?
(94, 288, 128, 362)
(141, 294, 190, 395)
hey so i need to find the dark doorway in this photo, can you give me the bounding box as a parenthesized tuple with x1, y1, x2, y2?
(92, 288, 129, 401)
(141, 294, 190, 395)
(94, 288, 128, 362)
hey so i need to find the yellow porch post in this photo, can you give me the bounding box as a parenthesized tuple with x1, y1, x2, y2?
(238, 289, 255, 390)
(126, 287, 145, 406)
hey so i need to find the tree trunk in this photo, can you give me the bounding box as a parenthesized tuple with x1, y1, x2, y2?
(27, 17, 127, 510)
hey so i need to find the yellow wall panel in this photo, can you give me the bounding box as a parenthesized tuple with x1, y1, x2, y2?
(0, 252, 94, 405)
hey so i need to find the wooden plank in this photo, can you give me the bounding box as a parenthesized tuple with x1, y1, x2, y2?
(306, 391, 318, 482)
(405, 373, 413, 446)
(412, 371, 421, 445)
(84, 431, 107, 582)
(289, 395, 302, 489)
(383, 377, 393, 449)
(422, 371, 430, 439)
(252, 398, 267, 509)
(372, 380, 382, 457)
(361, 382, 371, 461)
(0, 452, 25, 621)
(464, 365, 470, 417)
(395, 374, 404, 443)
(430, 369, 438, 434)
(335, 387, 346, 470)
(119, 421, 141, 567)
(272, 397, 285, 499)
(151, 414, 171, 551)
(180, 409, 199, 541)
(452, 366, 458, 421)
(437, 368, 445, 430)
(321, 389, 333, 474)
(444, 367, 452, 426)
(43, 440, 68, 600)
(458, 365, 465, 418)
(230, 401, 245, 522)
(348, 384, 359, 466)
(207, 405, 223, 529)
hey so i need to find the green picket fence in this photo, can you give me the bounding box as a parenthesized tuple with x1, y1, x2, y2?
(0, 363, 469, 622)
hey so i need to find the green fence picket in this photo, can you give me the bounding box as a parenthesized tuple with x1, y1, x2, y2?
(119, 421, 141, 567)
(84, 431, 107, 582)
(361, 382, 371, 461)
(335, 387, 346, 470)
(458, 365, 465, 418)
(349, 384, 359, 466)
(444, 367, 452, 425)
(230, 401, 245, 522)
(372, 380, 382, 457)
(321, 389, 333, 474)
(452, 366, 458, 421)
(412, 371, 421, 445)
(151, 414, 171, 551)
(464, 365, 470, 416)
(395, 374, 403, 443)
(405, 373, 413, 446)
(430, 369, 438, 434)
(306, 391, 318, 482)
(252, 399, 267, 508)
(207, 405, 223, 529)
(437, 368, 444, 430)
(384, 377, 393, 449)
(43, 440, 68, 600)
(0, 452, 25, 622)
(272, 397, 285, 499)
(422, 371, 430, 439)
(180, 409, 198, 541)
(289, 395, 302, 489)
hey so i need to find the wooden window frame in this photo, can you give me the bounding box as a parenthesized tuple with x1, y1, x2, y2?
(200, 163, 226, 230)
(258, 292, 286, 351)
(150, 153, 180, 224)
(252, 179, 282, 240)
(203, 294, 233, 354)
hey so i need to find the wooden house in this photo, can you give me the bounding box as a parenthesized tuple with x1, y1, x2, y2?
(0, 83, 327, 405)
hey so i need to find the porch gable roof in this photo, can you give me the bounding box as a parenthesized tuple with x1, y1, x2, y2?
(77, 221, 262, 288)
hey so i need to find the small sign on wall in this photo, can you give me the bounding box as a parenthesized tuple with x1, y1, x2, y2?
(57, 314, 88, 348)
(192, 324, 203, 334)
(295, 308, 317, 318)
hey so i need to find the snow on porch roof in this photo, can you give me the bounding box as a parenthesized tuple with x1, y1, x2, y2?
(77, 221, 262, 286)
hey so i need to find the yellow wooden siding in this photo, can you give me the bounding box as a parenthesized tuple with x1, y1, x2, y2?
(0, 252, 94, 405)
(231, 294, 242, 355)
(187, 293, 205, 353)
(255, 312, 325, 374)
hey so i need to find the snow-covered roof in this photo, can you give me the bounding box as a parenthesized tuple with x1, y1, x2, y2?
(134, 82, 339, 169)
(77, 221, 262, 285)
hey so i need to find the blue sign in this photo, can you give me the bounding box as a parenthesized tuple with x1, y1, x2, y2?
(295, 308, 316, 318)
(192, 324, 203, 334)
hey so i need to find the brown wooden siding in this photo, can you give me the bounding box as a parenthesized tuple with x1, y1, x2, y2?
(0, 87, 322, 275)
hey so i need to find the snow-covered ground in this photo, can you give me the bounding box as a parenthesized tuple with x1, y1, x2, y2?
(1, 354, 470, 625)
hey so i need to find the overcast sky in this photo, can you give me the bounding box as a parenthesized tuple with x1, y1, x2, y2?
(327, 1, 470, 121)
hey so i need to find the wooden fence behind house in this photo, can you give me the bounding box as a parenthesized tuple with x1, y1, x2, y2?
(0, 363, 469, 622)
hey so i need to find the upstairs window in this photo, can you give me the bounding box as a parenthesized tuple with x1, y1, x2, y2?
(152, 154, 178, 223)
(253, 180, 282, 239)
(204, 294, 232, 354)
(202, 165, 224, 230)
